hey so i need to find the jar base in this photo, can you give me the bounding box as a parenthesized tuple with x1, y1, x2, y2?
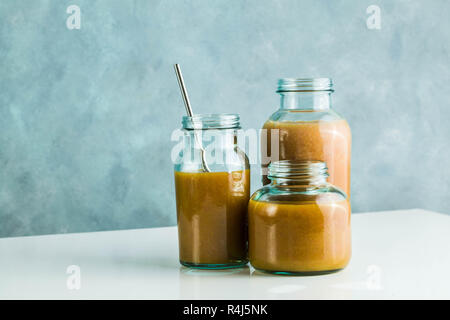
(253, 267, 344, 276)
(180, 260, 248, 270)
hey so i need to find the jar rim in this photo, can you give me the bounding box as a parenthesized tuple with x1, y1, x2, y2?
(277, 78, 334, 93)
(182, 113, 240, 130)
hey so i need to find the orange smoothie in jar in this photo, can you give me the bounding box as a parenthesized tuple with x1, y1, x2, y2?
(248, 198, 351, 273)
(262, 119, 351, 196)
(175, 170, 250, 266)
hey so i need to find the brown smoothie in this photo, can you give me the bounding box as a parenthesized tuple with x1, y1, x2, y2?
(248, 197, 351, 273)
(262, 119, 351, 196)
(175, 170, 250, 265)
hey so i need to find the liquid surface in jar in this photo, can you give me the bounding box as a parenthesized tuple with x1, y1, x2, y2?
(248, 198, 351, 273)
(262, 119, 351, 196)
(175, 170, 250, 265)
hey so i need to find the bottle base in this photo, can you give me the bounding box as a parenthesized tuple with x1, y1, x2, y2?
(180, 260, 248, 270)
(253, 267, 344, 276)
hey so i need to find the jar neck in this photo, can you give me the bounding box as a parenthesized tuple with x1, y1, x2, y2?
(279, 91, 331, 111)
(184, 128, 238, 149)
(182, 113, 240, 130)
(268, 160, 329, 188)
(270, 176, 328, 188)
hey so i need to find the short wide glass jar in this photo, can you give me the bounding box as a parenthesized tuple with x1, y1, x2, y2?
(249, 160, 351, 275)
(174, 114, 250, 269)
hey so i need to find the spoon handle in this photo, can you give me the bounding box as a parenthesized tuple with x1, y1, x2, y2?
(173, 64, 211, 172)
(174, 64, 193, 117)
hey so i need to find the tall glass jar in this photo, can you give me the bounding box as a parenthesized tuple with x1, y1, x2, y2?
(262, 78, 351, 197)
(174, 114, 250, 269)
(249, 160, 351, 275)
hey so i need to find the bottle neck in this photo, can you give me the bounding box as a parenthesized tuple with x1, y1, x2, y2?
(279, 92, 331, 111)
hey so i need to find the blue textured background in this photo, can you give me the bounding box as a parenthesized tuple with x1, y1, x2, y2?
(1, 0, 449, 237)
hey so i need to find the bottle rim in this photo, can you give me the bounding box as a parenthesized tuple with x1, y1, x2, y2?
(182, 113, 240, 130)
(277, 78, 334, 93)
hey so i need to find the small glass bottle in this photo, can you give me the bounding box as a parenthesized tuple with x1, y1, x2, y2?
(249, 160, 351, 275)
(262, 78, 351, 197)
(174, 113, 250, 269)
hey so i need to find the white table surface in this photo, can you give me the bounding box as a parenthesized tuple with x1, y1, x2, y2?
(0, 209, 449, 300)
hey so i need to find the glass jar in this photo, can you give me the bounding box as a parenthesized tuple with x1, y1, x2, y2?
(262, 78, 351, 197)
(249, 160, 351, 275)
(174, 113, 250, 269)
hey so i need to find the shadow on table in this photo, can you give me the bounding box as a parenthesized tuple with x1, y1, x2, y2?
(179, 265, 251, 277)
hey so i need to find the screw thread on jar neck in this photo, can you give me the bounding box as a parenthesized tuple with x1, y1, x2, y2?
(277, 78, 333, 111)
(268, 160, 329, 186)
(182, 113, 240, 130)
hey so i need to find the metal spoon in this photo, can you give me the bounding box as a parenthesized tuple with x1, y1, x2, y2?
(174, 64, 211, 172)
